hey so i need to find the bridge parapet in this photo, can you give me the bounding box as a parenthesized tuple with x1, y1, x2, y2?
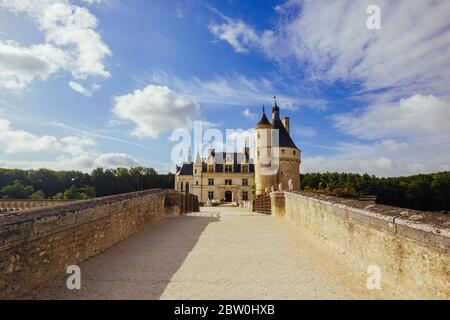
(0, 200, 77, 213)
(271, 191, 449, 299)
(0, 189, 198, 299)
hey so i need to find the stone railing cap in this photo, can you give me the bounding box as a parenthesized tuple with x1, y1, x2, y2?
(289, 191, 450, 235)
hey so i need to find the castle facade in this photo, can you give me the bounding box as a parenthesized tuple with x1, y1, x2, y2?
(175, 100, 301, 204)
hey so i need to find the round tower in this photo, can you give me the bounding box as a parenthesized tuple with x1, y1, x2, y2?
(270, 99, 301, 191)
(254, 106, 277, 196)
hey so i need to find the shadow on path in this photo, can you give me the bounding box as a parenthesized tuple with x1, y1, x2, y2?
(31, 215, 219, 300)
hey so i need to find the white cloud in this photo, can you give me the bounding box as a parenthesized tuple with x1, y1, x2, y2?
(60, 135, 96, 155)
(95, 153, 139, 168)
(242, 108, 256, 120)
(0, 118, 140, 171)
(302, 138, 450, 177)
(375, 139, 409, 151)
(0, 118, 98, 156)
(145, 70, 326, 110)
(305, 94, 450, 176)
(0, 118, 60, 153)
(209, 1, 450, 100)
(82, 0, 107, 4)
(0, 0, 111, 90)
(113, 85, 202, 139)
(68, 81, 92, 97)
(59, 152, 139, 170)
(0, 41, 68, 90)
(333, 95, 450, 140)
(209, 17, 270, 54)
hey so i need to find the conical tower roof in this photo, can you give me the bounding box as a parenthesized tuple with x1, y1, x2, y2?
(255, 106, 272, 129)
(271, 98, 298, 149)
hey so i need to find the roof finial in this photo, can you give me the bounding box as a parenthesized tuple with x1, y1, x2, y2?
(262, 104, 265, 113)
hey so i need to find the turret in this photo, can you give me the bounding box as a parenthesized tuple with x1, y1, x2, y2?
(254, 106, 277, 196)
(254, 98, 301, 195)
(270, 98, 301, 192)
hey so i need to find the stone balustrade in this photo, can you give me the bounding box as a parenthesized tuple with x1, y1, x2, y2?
(0, 189, 198, 299)
(0, 200, 76, 213)
(270, 191, 449, 299)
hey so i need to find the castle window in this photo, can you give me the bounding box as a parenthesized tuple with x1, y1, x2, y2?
(293, 150, 296, 155)
(242, 191, 249, 201)
(208, 191, 214, 200)
(208, 178, 214, 186)
(242, 179, 248, 186)
(195, 169, 197, 174)
(181, 182, 184, 191)
(282, 149, 285, 155)
(241, 165, 248, 173)
(257, 151, 260, 157)
(224, 164, 233, 173)
(225, 179, 232, 185)
(208, 165, 214, 173)
(196, 181, 199, 185)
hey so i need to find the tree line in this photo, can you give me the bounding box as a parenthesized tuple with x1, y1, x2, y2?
(300, 171, 450, 212)
(0, 167, 175, 200)
(1, 167, 449, 212)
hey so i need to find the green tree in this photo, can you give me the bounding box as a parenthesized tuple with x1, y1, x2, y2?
(1, 180, 34, 199)
(53, 192, 64, 200)
(64, 185, 80, 200)
(31, 190, 46, 200)
(252, 182, 257, 199)
(79, 186, 96, 199)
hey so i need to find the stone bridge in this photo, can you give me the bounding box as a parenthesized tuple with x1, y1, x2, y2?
(0, 200, 77, 213)
(0, 189, 448, 300)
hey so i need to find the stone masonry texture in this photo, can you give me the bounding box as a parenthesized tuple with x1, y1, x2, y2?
(0, 189, 198, 299)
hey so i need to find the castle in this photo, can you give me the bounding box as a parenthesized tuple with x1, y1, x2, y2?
(175, 99, 301, 204)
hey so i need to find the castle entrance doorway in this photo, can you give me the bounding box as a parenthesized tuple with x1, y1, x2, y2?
(225, 191, 232, 202)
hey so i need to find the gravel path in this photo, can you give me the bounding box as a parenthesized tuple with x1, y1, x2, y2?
(32, 207, 399, 299)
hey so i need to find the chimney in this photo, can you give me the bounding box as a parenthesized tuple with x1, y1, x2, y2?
(282, 117, 290, 134)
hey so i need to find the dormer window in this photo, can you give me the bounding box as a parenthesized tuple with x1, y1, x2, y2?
(208, 165, 214, 173)
(242, 165, 249, 173)
(224, 164, 233, 173)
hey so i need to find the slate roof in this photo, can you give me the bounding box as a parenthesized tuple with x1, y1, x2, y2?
(177, 163, 193, 176)
(176, 152, 254, 176)
(256, 107, 272, 129)
(272, 115, 298, 149)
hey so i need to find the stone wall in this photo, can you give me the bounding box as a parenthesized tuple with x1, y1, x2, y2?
(272, 191, 450, 299)
(0, 189, 198, 299)
(0, 200, 77, 213)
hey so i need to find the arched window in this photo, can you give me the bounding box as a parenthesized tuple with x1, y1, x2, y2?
(181, 182, 184, 191)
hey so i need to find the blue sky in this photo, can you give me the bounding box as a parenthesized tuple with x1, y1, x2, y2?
(1, 0, 450, 176)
